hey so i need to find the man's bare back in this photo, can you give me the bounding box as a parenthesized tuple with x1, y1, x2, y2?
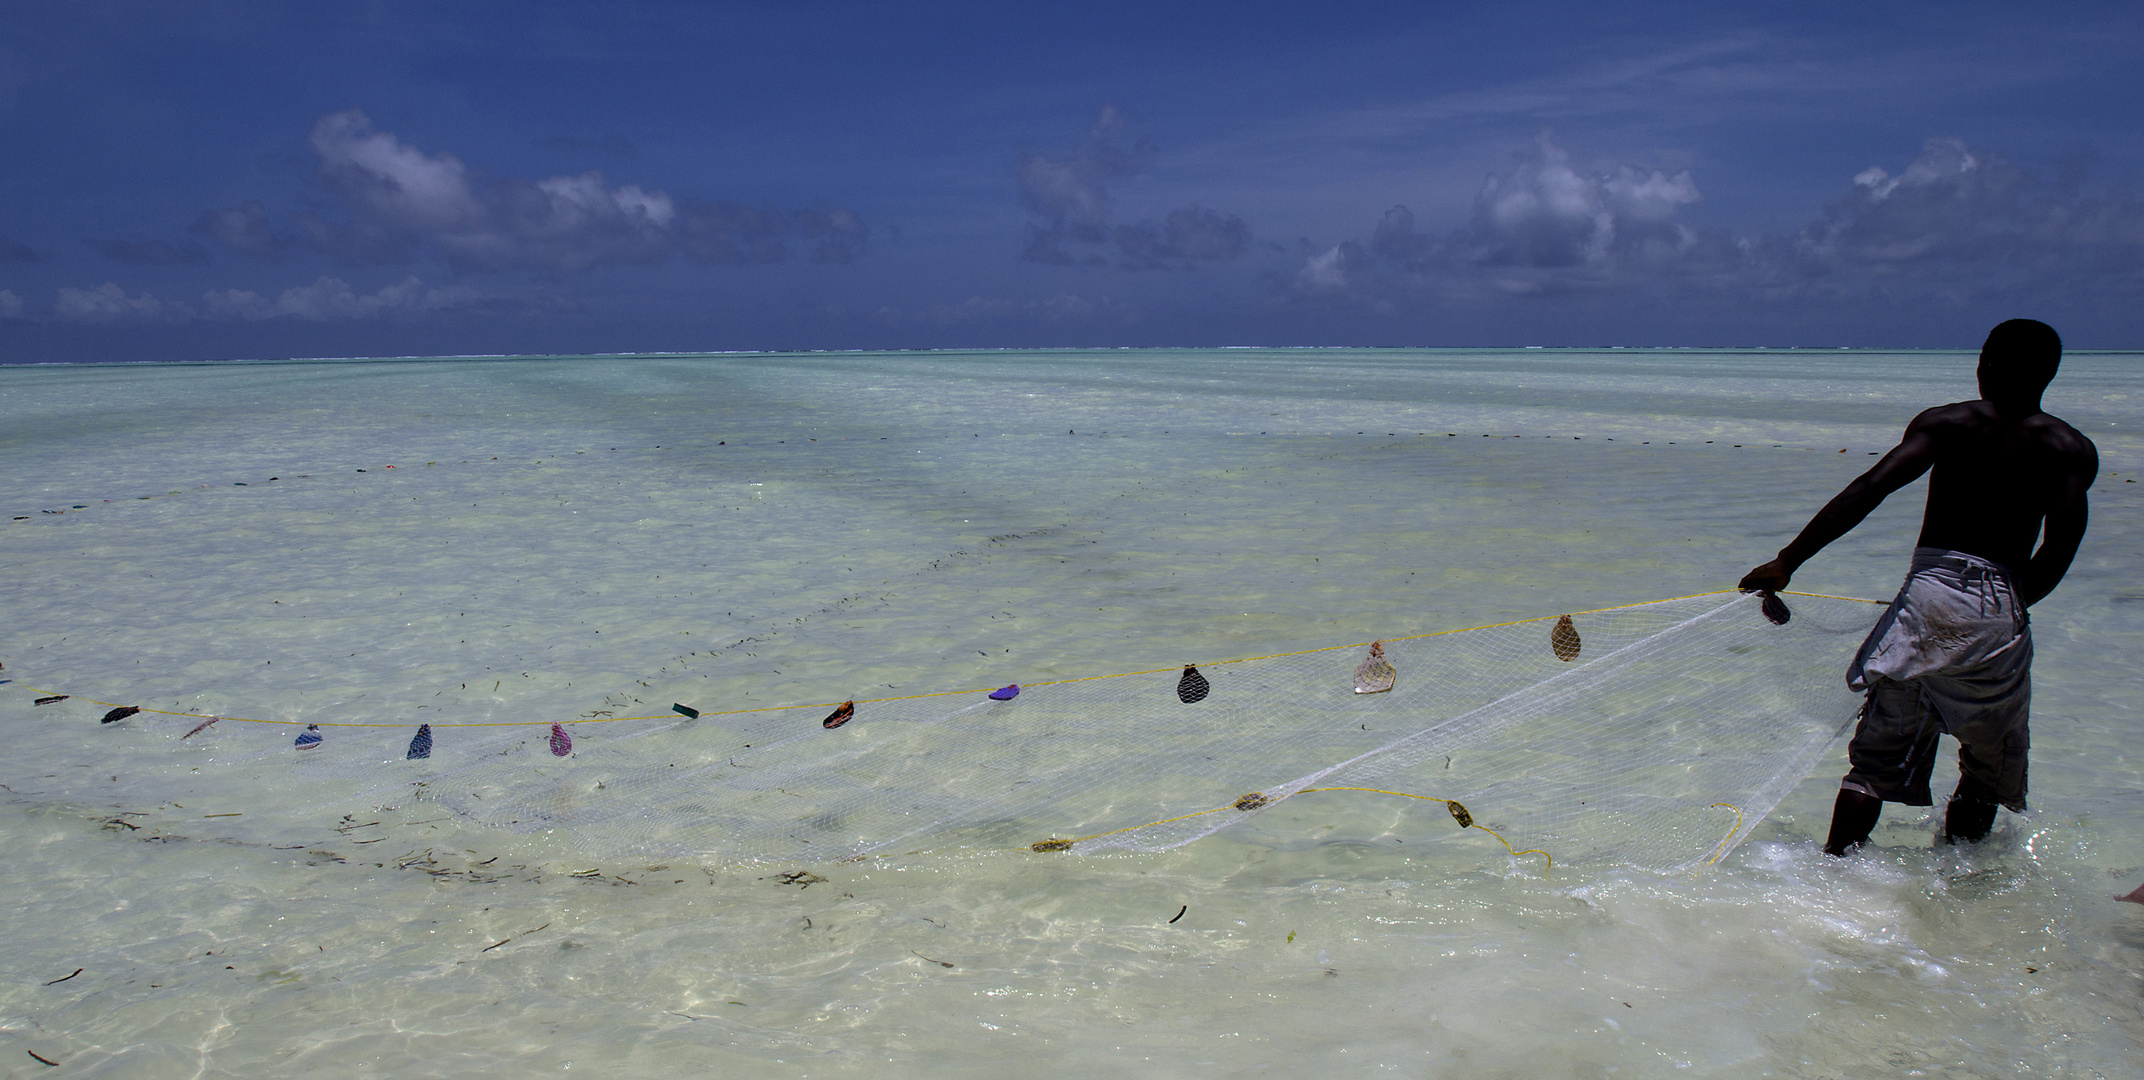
(1740, 341, 2097, 606)
(1738, 319, 2097, 855)
(1912, 402, 2096, 589)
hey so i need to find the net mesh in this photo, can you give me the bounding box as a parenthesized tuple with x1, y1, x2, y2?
(4, 591, 1877, 875)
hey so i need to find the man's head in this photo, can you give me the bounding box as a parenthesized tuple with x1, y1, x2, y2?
(1978, 319, 2061, 413)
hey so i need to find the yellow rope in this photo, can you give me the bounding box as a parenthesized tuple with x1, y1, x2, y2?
(1031, 785, 1553, 870)
(12, 571, 1857, 870)
(1778, 589, 1888, 605)
(1701, 802, 1747, 868)
(1171, 589, 1751, 670)
(8, 587, 1876, 729)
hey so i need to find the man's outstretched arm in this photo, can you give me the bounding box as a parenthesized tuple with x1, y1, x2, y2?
(1739, 419, 1940, 593)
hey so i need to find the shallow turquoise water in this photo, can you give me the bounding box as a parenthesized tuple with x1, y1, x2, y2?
(2, 349, 2140, 1077)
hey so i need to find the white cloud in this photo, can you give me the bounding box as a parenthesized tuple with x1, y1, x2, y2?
(310, 110, 484, 232)
(304, 109, 675, 270)
(1847, 139, 1976, 203)
(1018, 107, 1251, 271)
(1287, 133, 2144, 321)
(53, 283, 192, 323)
(1788, 137, 2144, 274)
(1017, 105, 1150, 229)
(1471, 133, 1701, 270)
(0, 289, 21, 319)
(267, 109, 858, 272)
(201, 276, 488, 321)
(1286, 134, 1713, 305)
(1294, 244, 1358, 293)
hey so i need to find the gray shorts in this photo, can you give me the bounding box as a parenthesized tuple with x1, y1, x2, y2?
(1840, 548, 2032, 811)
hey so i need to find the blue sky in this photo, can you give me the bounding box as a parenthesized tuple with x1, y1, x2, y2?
(3, 0, 2141, 361)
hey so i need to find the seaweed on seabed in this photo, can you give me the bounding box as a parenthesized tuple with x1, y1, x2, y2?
(1353, 641, 1396, 694)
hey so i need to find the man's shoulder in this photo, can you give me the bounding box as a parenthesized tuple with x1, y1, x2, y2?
(1906, 399, 1995, 431)
(1909, 401, 2092, 440)
(1907, 402, 2097, 465)
(2021, 412, 2100, 463)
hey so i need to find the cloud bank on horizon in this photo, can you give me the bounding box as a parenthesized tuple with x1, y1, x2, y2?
(1, 1, 2140, 360)
(1291, 134, 2144, 315)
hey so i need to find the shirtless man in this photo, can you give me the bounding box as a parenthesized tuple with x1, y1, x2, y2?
(1739, 319, 2097, 856)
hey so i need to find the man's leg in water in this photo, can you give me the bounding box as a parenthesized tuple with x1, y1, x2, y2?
(1943, 711, 2029, 845)
(1825, 789, 1886, 856)
(1927, 664, 2030, 845)
(1829, 681, 1941, 856)
(1943, 779, 2000, 844)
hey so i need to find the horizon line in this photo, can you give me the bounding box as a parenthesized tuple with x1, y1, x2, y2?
(13, 343, 2143, 368)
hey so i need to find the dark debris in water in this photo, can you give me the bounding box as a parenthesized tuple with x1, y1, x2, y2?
(1761, 592, 1793, 625)
(480, 921, 550, 953)
(1177, 665, 1210, 703)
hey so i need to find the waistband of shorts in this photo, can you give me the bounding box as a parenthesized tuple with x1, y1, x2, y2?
(1908, 547, 2020, 581)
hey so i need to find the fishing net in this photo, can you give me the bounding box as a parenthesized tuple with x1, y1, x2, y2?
(3, 590, 1877, 874)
